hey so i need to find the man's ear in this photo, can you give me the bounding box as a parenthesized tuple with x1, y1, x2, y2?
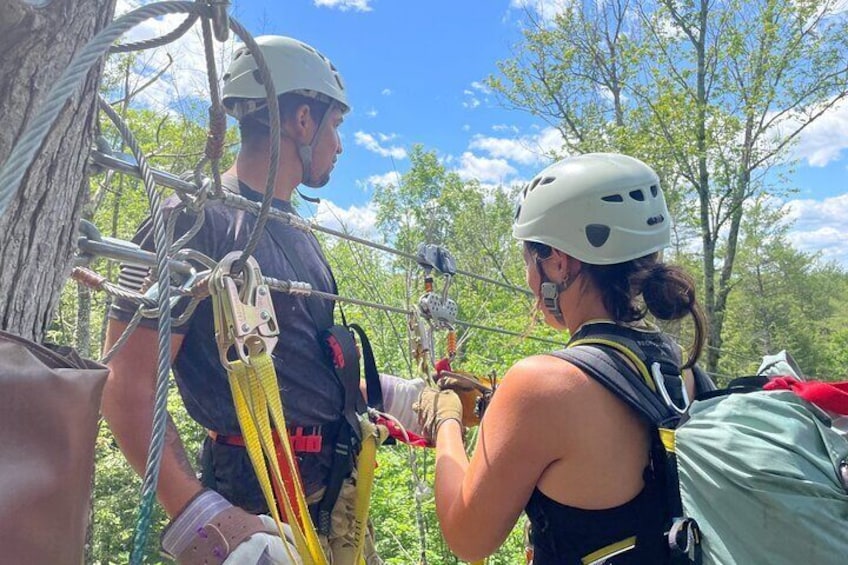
(286, 103, 313, 141)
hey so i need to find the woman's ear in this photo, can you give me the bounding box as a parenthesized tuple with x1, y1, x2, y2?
(548, 248, 571, 283)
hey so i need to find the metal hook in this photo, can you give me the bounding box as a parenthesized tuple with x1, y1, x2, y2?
(209, 252, 278, 368)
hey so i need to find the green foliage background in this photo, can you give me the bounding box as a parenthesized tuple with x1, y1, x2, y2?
(45, 11, 848, 560)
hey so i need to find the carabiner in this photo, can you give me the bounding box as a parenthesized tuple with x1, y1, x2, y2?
(209, 252, 278, 369)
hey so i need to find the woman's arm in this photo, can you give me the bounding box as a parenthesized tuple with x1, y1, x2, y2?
(433, 355, 580, 561)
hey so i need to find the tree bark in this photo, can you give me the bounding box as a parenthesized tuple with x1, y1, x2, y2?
(0, 0, 116, 342)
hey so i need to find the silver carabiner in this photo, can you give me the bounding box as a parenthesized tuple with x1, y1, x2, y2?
(651, 362, 690, 414)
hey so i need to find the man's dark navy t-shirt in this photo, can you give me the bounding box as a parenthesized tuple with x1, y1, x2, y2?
(110, 182, 343, 495)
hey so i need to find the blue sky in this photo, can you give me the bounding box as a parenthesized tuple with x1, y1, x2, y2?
(118, 0, 848, 267)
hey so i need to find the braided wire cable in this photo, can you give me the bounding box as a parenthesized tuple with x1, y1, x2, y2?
(227, 17, 281, 271)
(109, 12, 199, 53)
(262, 277, 566, 348)
(98, 97, 174, 563)
(102, 280, 158, 308)
(99, 308, 144, 365)
(196, 14, 226, 196)
(91, 151, 535, 297)
(0, 1, 203, 219)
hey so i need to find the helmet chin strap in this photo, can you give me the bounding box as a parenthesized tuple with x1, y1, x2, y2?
(539, 270, 579, 324)
(298, 101, 337, 189)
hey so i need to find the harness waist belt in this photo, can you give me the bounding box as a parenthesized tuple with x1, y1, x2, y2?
(208, 426, 324, 453)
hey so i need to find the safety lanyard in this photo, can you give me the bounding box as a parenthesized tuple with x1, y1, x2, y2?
(210, 251, 383, 565)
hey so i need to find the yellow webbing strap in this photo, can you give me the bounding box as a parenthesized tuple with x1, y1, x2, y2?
(339, 416, 387, 565)
(658, 427, 676, 453)
(228, 352, 328, 564)
(569, 337, 657, 393)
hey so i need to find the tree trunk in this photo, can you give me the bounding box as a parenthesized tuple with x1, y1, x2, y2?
(0, 0, 116, 342)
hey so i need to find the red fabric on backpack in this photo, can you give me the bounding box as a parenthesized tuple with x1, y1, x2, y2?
(763, 377, 848, 415)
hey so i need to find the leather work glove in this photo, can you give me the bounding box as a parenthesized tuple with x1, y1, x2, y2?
(437, 370, 497, 427)
(413, 387, 463, 445)
(161, 489, 301, 565)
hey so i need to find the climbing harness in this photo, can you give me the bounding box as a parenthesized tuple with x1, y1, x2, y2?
(209, 252, 386, 564)
(0, 2, 560, 562)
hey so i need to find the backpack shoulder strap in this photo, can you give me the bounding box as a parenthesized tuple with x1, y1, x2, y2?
(550, 345, 678, 428)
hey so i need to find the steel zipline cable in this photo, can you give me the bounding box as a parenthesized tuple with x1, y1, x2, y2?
(1, 1, 549, 559)
(89, 150, 532, 297)
(0, 1, 287, 559)
(98, 97, 173, 564)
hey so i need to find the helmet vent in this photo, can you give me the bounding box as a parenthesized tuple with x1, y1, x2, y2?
(527, 177, 542, 193)
(629, 189, 645, 201)
(585, 224, 611, 248)
(539, 176, 555, 186)
(650, 184, 659, 197)
(647, 214, 665, 226)
(601, 194, 624, 203)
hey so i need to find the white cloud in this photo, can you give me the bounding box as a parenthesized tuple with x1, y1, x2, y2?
(357, 171, 399, 191)
(471, 81, 492, 95)
(463, 97, 481, 109)
(381, 88, 393, 96)
(783, 193, 848, 266)
(492, 124, 520, 133)
(455, 152, 518, 183)
(354, 131, 408, 159)
(462, 124, 471, 132)
(111, 0, 236, 113)
(462, 85, 485, 109)
(312, 200, 379, 238)
(468, 127, 563, 165)
(365, 108, 378, 118)
(784, 98, 848, 167)
(510, 0, 574, 22)
(313, 0, 373, 12)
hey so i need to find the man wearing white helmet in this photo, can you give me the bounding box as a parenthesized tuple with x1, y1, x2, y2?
(415, 153, 714, 563)
(102, 36, 399, 564)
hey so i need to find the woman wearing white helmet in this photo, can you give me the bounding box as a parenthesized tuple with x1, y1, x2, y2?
(415, 153, 713, 563)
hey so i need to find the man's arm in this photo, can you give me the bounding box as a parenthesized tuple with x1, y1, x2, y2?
(101, 319, 201, 518)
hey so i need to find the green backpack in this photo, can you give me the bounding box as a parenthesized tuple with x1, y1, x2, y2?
(555, 326, 848, 565)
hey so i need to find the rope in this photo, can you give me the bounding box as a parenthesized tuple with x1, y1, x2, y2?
(99, 308, 144, 365)
(109, 12, 199, 53)
(227, 17, 280, 272)
(195, 13, 226, 197)
(98, 97, 174, 564)
(0, 1, 204, 219)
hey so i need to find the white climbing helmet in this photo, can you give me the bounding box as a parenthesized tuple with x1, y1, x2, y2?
(513, 153, 671, 265)
(222, 35, 349, 119)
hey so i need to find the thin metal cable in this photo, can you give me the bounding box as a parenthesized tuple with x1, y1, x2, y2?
(89, 151, 534, 297)
(0, 1, 202, 219)
(109, 12, 199, 53)
(262, 277, 566, 348)
(99, 308, 144, 365)
(195, 14, 226, 196)
(99, 97, 173, 564)
(227, 17, 280, 270)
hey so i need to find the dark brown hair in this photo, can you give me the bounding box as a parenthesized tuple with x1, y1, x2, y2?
(525, 241, 706, 368)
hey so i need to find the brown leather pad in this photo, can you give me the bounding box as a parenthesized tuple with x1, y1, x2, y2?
(176, 507, 279, 565)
